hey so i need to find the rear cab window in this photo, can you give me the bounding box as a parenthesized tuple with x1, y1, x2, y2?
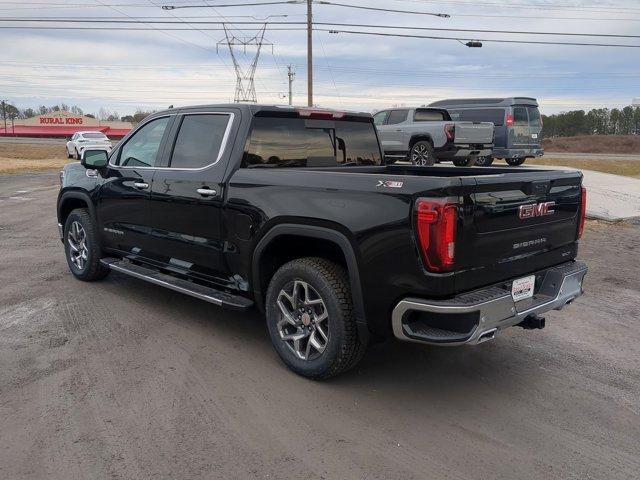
(413, 109, 449, 122)
(243, 115, 382, 168)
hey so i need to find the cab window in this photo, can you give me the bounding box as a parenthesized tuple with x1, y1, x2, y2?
(116, 117, 170, 167)
(386, 110, 408, 125)
(169, 114, 231, 169)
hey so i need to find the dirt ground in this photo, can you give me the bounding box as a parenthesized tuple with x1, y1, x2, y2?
(0, 172, 639, 480)
(543, 135, 640, 154)
(0, 143, 72, 174)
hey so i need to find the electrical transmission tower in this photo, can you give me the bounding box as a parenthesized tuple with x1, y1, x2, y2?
(217, 24, 272, 103)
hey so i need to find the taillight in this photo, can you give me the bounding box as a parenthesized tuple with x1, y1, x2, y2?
(415, 198, 457, 272)
(506, 113, 514, 128)
(444, 123, 455, 142)
(577, 187, 587, 239)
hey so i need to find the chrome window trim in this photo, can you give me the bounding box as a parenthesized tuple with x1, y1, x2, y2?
(108, 111, 235, 172)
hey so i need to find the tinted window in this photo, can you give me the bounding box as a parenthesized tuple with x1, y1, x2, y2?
(243, 117, 381, 168)
(414, 109, 446, 122)
(527, 107, 541, 127)
(386, 110, 408, 125)
(513, 107, 528, 126)
(335, 121, 382, 165)
(373, 111, 388, 126)
(83, 132, 107, 139)
(117, 117, 170, 167)
(449, 108, 505, 126)
(170, 114, 230, 169)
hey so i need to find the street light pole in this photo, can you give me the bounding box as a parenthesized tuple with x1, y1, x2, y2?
(306, 0, 313, 106)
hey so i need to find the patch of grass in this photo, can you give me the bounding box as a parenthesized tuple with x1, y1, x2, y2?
(527, 156, 640, 178)
(0, 143, 74, 174)
(543, 135, 640, 154)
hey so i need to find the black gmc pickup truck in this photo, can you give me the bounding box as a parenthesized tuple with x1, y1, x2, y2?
(57, 104, 588, 379)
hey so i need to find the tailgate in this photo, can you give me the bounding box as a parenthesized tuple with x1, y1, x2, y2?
(455, 169, 583, 291)
(454, 122, 494, 144)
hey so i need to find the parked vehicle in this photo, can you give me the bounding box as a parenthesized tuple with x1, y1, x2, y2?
(66, 131, 112, 159)
(373, 107, 494, 166)
(429, 97, 543, 166)
(57, 104, 587, 379)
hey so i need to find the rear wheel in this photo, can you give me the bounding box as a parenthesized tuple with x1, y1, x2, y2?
(453, 156, 476, 167)
(475, 156, 494, 167)
(506, 158, 525, 166)
(67, 148, 73, 159)
(75, 149, 81, 160)
(410, 141, 436, 166)
(64, 208, 110, 281)
(265, 257, 367, 379)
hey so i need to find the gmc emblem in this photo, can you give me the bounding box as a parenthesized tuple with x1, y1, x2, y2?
(519, 201, 555, 219)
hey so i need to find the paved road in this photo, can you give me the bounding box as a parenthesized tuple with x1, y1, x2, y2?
(1, 173, 639, 480)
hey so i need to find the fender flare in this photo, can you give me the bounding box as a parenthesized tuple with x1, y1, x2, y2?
(57, 190, 96, 224)
(252, 224, 368, 338)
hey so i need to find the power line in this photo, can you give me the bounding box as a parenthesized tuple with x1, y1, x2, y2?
(319, 29, 640, 48)
(4, 18, 640, 40)
(162, 0, 303, 10)
(309, 1, 450, 18)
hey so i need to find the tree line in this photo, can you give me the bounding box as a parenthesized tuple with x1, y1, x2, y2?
(0, 101, 155, 125)
(542, 105, 640, 137)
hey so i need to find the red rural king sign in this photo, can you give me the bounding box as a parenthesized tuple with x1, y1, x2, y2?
(39, 117, 83, 125)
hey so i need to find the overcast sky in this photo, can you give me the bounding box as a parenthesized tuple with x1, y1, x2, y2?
(1, 0, 639, 116)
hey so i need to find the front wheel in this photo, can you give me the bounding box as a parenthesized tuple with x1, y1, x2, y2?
(506, 157, 525, 166)
(64, 208, 110, 281)
(453, 156, 476, 167)
(75, 149, 81, 160)
(67, 148, 73, 159)
(265, 257, 367, 379)
(410, 141, 436, 166)
(475, 156, 494, 167)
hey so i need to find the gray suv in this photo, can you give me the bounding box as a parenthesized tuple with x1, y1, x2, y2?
(429, 97, 543, 166)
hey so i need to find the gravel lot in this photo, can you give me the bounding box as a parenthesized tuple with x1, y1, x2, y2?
(1, 172, 639, 480)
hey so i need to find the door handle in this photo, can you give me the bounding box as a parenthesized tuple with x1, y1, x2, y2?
(133, 182, 149, 190)
(196, 187, 217, 197)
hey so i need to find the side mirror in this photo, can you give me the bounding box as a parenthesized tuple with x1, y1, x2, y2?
(81, 149, 109, 169)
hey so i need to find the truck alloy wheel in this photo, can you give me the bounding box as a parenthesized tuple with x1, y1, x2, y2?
(67, 221, 89, 271)
(265, 257, 367, 379)
(276, 280, 329, 361)
(410, 141, 436, 166)
(475, 156, 494, 166)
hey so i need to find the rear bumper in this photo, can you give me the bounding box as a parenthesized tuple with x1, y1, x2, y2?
(494, 148, 544, 159)
(391, 260, 587, 346)
(436, 143, 493, 159)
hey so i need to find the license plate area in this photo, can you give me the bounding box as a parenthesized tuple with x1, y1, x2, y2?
(512, 275, 535, 302)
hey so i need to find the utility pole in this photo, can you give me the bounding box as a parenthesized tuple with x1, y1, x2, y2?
(287, 65, 295, 106)
(306, 0, 313, 106)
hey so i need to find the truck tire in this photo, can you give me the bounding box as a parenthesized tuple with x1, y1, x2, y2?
(63, 208, 110, 281)
(475, 156, 494, 166)
(265, 257, 367, 379)
(410, 141, 436, 166)
(506, 158, 525, 166)
(453, 156, 476, 167)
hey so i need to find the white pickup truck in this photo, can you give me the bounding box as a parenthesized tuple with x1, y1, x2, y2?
(374, 107, 494, 166)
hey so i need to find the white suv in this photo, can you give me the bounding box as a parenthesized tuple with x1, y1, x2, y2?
(66, 131, 113, 159)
